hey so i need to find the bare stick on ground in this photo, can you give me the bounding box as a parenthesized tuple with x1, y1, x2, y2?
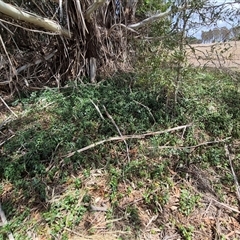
(64, 124, 192, 158)
(102, 105, 130, 162)
(0, 203, 15, 240)
(0, 96, 17, 117)
(180, 172, 240, 215)
(133, 100, 156, 124)
(148, 137, 231, 151)
(225, 144, 240, 203)
(90, 100, 105, 121)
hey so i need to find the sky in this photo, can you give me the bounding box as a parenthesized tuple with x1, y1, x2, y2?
(188, 0, 240, 39)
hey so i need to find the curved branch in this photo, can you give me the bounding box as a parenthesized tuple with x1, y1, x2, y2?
(0, 0, 71, 38)
(128, 5, 190, 29)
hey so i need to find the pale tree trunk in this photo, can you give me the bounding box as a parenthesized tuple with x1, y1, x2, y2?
(0, 0, 71, 37)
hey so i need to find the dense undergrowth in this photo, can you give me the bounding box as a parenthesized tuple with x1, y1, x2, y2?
(0, 67, 240, 239)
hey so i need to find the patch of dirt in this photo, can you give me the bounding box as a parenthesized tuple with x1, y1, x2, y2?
(186, 41, 240, 69)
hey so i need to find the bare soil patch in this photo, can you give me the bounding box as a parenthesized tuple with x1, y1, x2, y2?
(186, 41, 240, 69)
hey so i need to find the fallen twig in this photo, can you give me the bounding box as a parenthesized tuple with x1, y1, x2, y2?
(103, 105, 130, 162)
(0, 35, 15, 86)
(133, 100, 156, 124)
(90, 100, 105, 121)
(225, 144, 240, 203)
(180, 171, 240, 215)
(63, 124, 191, 158)
(0, 116, 13, 130)
(148, 137, 231, 151)
(0, 203, 15, 240)
(210, 198, 240, 214)
(90, 204, 108, 212)
(0, 96, 17, 117)
(202, 199, 213, 217)
(0, 134, 15, 147)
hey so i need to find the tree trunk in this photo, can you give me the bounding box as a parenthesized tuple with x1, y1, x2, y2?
(0, 0, 70, 37)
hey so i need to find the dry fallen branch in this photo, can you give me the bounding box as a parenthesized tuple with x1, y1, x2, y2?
(225, 144, 240, 203)
(133, 100, 156, 124)
(148, 137, 231, 151)
(0, 134, 15, 147)
(103, 104, 130, 162)
(0, 35, 15, 84)
(0, 96, 17, 117)
(0, 116, 12, 130)
(180, 171, 240, 215)
(210, 198, 240, 215)
(90, 100, 105, 121)
(63, 124, 192, 158)
(0, 203, 15, 240)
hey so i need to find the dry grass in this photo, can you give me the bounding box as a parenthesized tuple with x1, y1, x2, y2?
(2, 165, 240, 239)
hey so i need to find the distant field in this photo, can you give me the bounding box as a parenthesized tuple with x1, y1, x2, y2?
(186, 41, 240, 69)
